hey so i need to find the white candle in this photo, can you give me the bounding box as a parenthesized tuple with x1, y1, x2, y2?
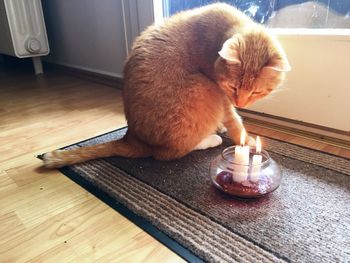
(233, 129, 250, 183)
(250, 136, 262, 183)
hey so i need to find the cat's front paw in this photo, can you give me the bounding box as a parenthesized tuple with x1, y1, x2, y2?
(231, 131, 255, 146)
(247, 136, 256, 147)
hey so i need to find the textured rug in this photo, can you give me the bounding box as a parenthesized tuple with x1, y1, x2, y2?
(45, 128, 350, 262)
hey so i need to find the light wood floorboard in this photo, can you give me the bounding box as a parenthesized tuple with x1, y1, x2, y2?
(0, 66, 184, 262)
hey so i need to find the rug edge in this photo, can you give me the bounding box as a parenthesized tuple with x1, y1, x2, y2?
(57, 165, 204, 263)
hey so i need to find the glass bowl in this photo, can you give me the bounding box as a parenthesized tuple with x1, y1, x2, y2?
(209, 146, 282, 198)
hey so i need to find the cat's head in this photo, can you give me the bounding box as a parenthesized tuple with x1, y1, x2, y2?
(214, 27, 291, 108)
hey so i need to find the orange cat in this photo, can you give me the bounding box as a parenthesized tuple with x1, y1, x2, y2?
(43, 3, 290, 168)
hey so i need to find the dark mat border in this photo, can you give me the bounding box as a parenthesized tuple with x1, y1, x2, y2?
(58, 164, 203, 262)
(37, 155, 202, 262)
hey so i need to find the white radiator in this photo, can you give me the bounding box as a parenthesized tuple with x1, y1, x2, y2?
(0, 0, 49, 73)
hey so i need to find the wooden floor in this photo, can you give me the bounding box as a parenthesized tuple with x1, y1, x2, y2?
(1, 63, 349, 262)
(0, 64, 184, 262)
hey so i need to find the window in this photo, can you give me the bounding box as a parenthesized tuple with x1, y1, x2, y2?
(162, 0, 350, 29)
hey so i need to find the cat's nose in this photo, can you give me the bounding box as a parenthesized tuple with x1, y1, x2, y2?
(235, 100, 247, 108)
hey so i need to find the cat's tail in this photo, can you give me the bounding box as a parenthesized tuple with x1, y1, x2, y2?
(42, 135, 152, 168)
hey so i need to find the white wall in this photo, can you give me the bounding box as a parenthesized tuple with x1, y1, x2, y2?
(248, 31, 350, 132)
(42, 0, 128, 77)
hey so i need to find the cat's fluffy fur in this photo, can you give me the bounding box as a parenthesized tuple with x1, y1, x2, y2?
(43, 3, 290, 168)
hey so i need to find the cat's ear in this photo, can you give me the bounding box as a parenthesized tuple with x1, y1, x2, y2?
(218, 38, 241, 64)
(264, 56, 291, 72)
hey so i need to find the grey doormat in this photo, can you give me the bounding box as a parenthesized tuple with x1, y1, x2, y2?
(48, 127, 350, 262)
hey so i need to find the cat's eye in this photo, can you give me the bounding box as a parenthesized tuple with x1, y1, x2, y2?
(228, 84, 238, 93)
(252, 91, 261, 95)
(228, 84, 236, 90)
(232, 88, 238, 96)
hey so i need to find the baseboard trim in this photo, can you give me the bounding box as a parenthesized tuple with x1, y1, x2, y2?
(45, 62, 123, 89)
(238, 109, 350, 149)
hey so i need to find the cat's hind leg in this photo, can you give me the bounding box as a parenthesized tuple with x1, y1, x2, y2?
(153, 133, 223, 161)
(153, 134, 223, 161)
(150, 73, 226, 160)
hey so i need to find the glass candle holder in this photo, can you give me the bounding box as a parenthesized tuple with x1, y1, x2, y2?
(209, 146, 282, 198)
